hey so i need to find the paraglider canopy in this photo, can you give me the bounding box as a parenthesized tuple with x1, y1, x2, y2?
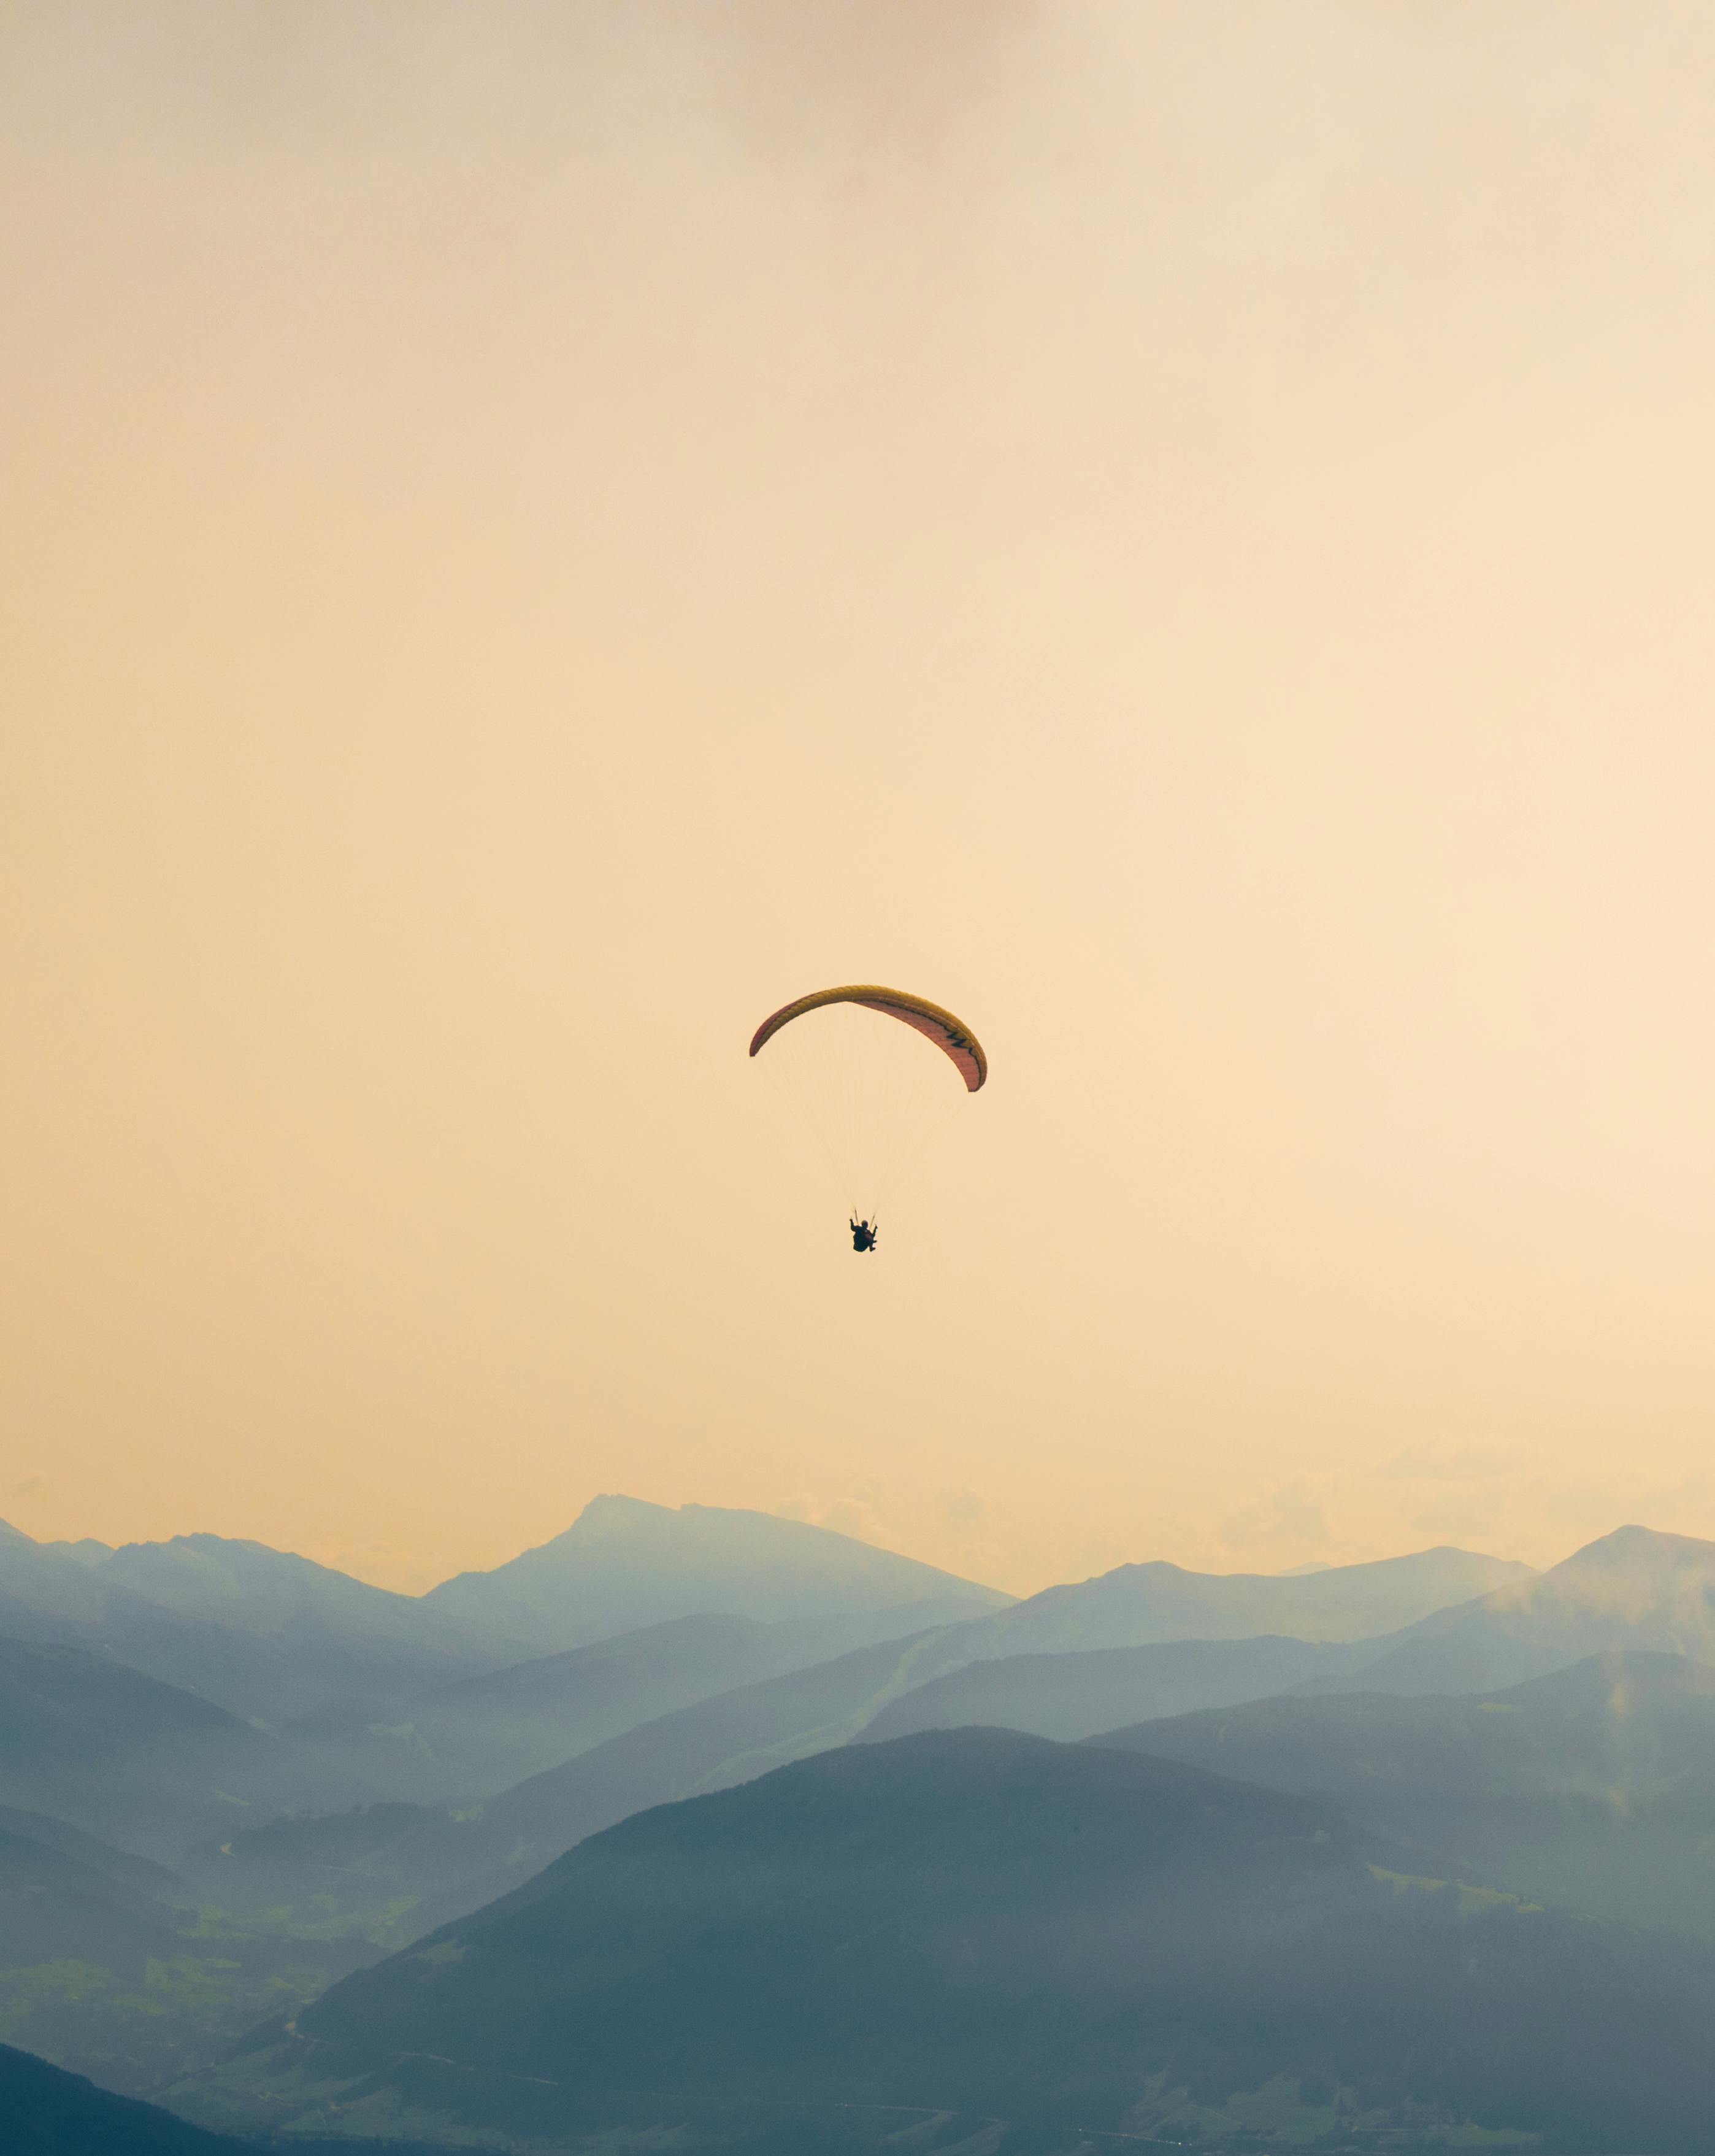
(749, 985, 986, 1091)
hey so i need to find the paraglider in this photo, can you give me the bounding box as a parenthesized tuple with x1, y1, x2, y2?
(749, 985, 986, 1091)
(749, 985, 985, 1249)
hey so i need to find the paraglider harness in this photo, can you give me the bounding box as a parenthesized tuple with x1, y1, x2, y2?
(850, 1217, 878, 1253)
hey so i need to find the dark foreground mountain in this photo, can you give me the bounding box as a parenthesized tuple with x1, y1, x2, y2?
(178, 1729, 1715, 2154)
(1097, 1647, 1715, 1941)
(0, 2042, 250, 2156)
(421, 1493, 1011, 1652)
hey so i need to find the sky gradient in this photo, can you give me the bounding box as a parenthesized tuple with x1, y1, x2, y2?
(6, 3, 1715, 1595)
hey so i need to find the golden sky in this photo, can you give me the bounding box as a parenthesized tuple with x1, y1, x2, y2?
(6, 2, 1715, 1596)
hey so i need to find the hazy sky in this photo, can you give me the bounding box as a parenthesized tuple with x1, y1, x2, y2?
(6, 2, 1715, 1595)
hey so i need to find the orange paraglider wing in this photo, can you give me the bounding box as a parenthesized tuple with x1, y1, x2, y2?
(749, 985, 986, 1091)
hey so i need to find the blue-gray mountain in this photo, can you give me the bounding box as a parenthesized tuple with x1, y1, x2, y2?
(420, 1493, 1011, 1650)
(1095, 1647, 1715, 1940)
(0, 1496, 1008, 1735)
(0, 1804, 372, 2096)
(176, 1729, 1715, 2154)
(1297, 1522, 1715, 1696)
(187, 1528, 1699, 1950)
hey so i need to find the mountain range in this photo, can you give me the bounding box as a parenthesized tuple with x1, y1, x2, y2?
(18, 1507, 1715, 2152)
(175, 1727, 1715, 2154)
(188, 1526, 1702, 1949)
(1098, 1646, 1715, 1941)
(421, 1494, 1011, 1650)
(0, 1495, 1008, 1731)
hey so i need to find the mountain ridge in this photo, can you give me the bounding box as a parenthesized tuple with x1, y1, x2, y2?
(176, 1726, 1715, 2154)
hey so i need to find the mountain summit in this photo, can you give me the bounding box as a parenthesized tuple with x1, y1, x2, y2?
(1316, 1524, 1715, 1696)
(421, 1494, 1011, 1651)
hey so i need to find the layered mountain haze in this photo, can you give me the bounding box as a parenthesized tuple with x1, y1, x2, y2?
(172, 1539, 1570, 1951)
(1305, 1524, 1715, 1698)
(0, 1524, 526, 1725)
(0, 1639, 298, 1860)
(13, 1509, 1708, 2147)
(181, 1628, 962, 1941)
(870, 1528, 1715, 1747)
(402, 1604, 967, 1795)
(178, 1730, 1715, 2155)
(0, 1495, 1005, 1713)
(857, 1634, 1367, 1744)
(1099, 1648, 1715, 1942)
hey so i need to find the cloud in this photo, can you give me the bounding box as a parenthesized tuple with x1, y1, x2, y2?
(1532, 1472, 1715, 1534)
(1406, 1485, 1509, 1539)
(7, 1471, 47, 1501)
(1381, 1442, 1528, 1482)
(1222, 1479, 1329, 1550)
(698, 1, 1063, 177)
(775, 1491, 884, 1543)
(943, 1490, 984, 1527)
(1403, 1469, 1715, 1555)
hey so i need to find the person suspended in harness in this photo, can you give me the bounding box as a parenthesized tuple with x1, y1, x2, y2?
(850, 1217, 878, 1253)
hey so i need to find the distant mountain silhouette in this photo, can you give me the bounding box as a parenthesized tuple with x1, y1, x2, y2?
(183, 1628, 957, 1938)
(858, 1533, 1715, 1746)
(1096, 1646, 1715, 1941)
(178, 1728, 1715, 2154)
(421, 1494, 1011, 1652)
(0, 1503, 1007, 1737)
(0, 1636, 364, 1862)
(858, 1633, 1368, 1743)
(185, 1550, 1544, 1942)
(0, 1525, 524, 1723)
(0, 1803, 190, 1904)
(1309, 1525, 1715, 1696)
(908, 1545, 1532, 1679)
(404, 1602, 975, 1795)
(2, 2041, 249, 2154)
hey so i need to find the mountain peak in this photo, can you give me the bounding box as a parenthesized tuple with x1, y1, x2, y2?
(423, 1493, 1010, 1653)
(1556, 1524, 1715, 1577)
(561, 1494, 675, 1544)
